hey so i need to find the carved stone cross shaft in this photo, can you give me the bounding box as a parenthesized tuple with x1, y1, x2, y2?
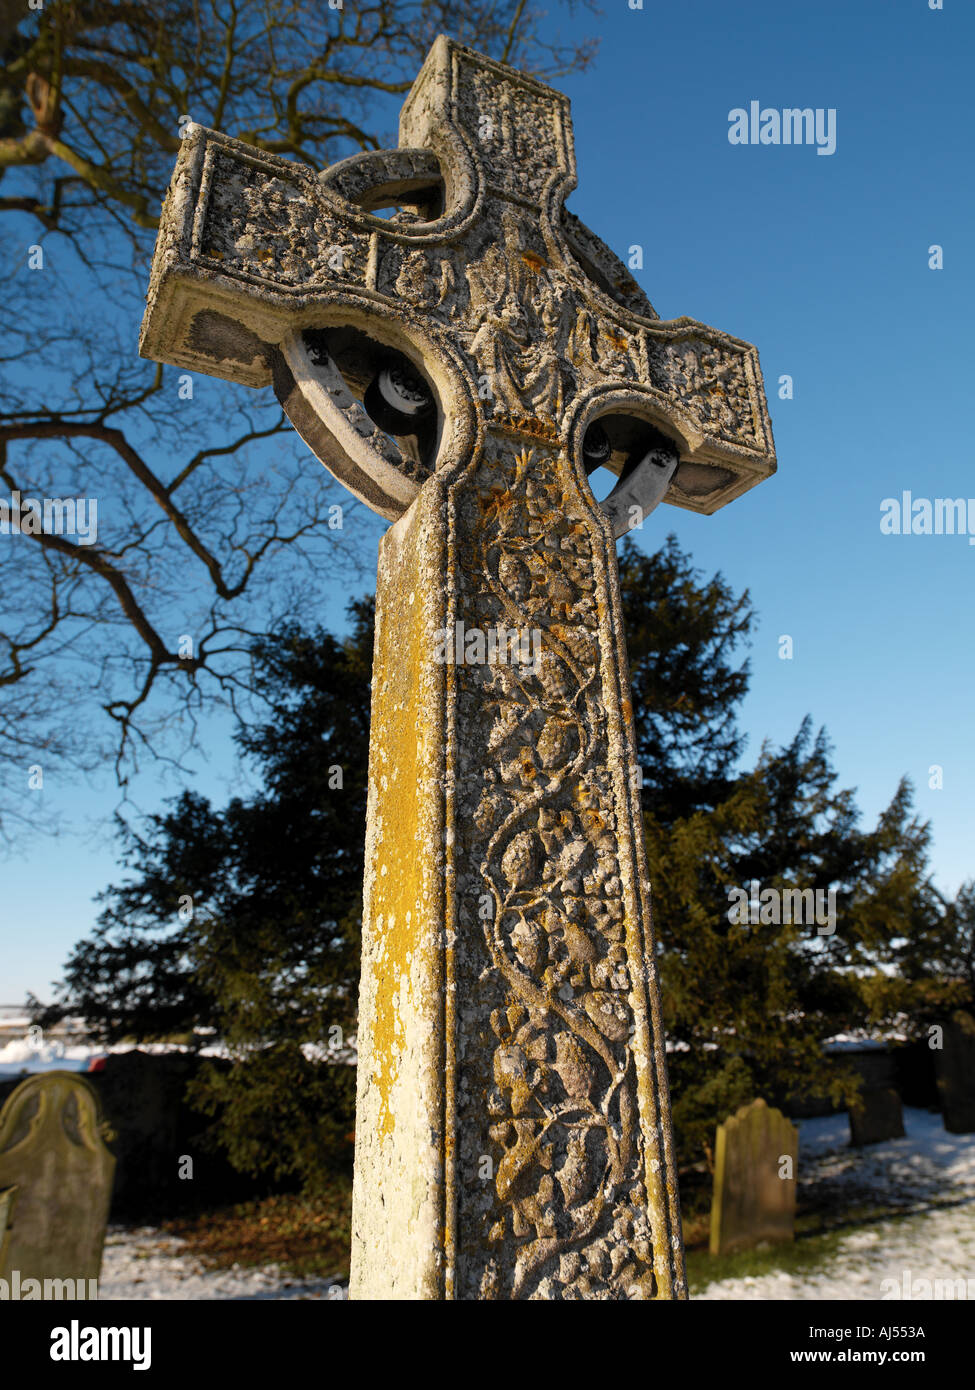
(141, 36, 776, 1300)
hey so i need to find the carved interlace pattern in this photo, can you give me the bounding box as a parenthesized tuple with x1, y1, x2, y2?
(201, 151, 366, 286)
(458, 213, 646, 432)
(191, 144, 766, 459)
(648, 338, 761, 447)
(462, 62, 564, 202)
(452, 441, 657, 1300)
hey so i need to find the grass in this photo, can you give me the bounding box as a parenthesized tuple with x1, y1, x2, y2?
(686, 1225, 851, 1294)
(162, 1177, 353, 1281)
(156, 1180, 887, 1291)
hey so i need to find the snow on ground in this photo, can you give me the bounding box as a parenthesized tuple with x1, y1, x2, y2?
(798, 1107, 975, 1207)
(696, 1203, 975, 1300)
(698, 1107, 975, 1300)
(93, 1108, 975, 1301)
(98, 1228, 348, 1301)
(0, 1038, 225, 1076)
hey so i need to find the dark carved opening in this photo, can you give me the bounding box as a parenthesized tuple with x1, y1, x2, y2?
(303, 326, 440, 473)
(61, 1089, 83, 1146)
(363, 183, 445, 224)
(582, 415, 676, 483)
(581, 414, 682, 534)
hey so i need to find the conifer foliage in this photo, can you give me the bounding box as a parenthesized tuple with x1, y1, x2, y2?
(38, 545, 969, 1181)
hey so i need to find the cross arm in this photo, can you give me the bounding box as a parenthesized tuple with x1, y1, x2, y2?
(139, 37, 777, 529)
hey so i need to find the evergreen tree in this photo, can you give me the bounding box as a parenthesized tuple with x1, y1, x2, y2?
(648, 726, 941, 1164)
(36, 601, 374, 1187)
(617, 536, 753, 823)
(38, 540, 954, 1186)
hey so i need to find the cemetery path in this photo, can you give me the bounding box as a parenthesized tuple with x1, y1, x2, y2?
(98, 1228, 348, 1301)
(797, 1107, 975, 1209)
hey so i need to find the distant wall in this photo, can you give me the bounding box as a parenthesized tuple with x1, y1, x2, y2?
(893, 1039, 940, 1110)
(774, 1042, 939, 1120)
(0, 1051, 295, 1221)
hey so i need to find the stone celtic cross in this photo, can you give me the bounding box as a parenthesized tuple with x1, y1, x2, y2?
(141, 35, 775, 1300)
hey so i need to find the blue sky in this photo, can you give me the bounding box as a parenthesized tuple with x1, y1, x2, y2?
(3, 0, 972, 1002)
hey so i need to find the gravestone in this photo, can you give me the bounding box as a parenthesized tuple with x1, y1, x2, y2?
(934, 1012, 975, 1134)
(0, 1184, 15, 1266)
(141, 36, 776, 1299)
(710, 1098, 797, 1257)
(847, 1049, 905, 1146)
(893, 1038, 939, 1111)
(0, 1071, 115, 1285)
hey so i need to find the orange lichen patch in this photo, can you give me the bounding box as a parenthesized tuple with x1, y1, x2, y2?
(603, 328, 628, 353)
(579, 807, 607, 835)
(477, 484, 516, 516)
(547, 621, 583, 648)
(490, 413, 561, 443)
(367, 526, 431, 1142)
(520, 250, 548, 273)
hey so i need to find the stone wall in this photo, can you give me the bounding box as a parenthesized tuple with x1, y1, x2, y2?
(0, 1052, 295, 1221)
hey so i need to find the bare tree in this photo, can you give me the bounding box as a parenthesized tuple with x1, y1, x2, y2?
(0, 0, 598, 836)
(0, 0, 596, 235)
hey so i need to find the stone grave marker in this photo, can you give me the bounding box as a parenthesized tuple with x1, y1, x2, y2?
(710, 1098, 797, 1257)
(0, 1183, 15, 1266)
(847, 1049, 905, 1146)
(140, 36, 776, 1299)
(934, 1012, 975, 1134)
(0, 1070, 115, 1287)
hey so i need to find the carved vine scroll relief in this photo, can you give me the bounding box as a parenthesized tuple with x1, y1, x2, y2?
(448, 434, 682, 1299)
(139, 35, 777, 1301)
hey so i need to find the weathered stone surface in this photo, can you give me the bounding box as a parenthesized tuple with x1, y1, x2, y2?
(709, 1098, 797, 1258)
(0, 1071, 115, 1284)
(934, 1012, 975, 1134)
(849, 1089, 905, 1146)
(140, 35, 777, 1300)
(353, 432, 684, 1299)
(0, 1183, 15, 1265)
(140, 40, 776, 529)
(847, 1051, 905, 1146)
